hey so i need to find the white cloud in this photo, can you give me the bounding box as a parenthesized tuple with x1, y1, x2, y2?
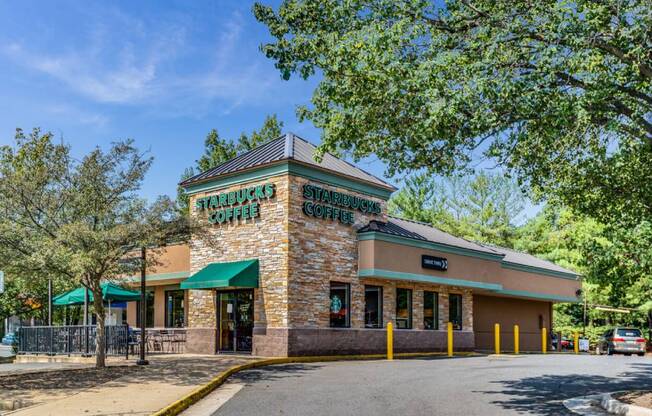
(0, 8, 289, 117)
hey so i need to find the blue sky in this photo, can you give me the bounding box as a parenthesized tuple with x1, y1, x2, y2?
(0, 0, 537, 221)
(0, 0, 336, 198)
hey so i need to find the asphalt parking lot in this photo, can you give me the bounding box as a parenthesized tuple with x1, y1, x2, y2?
(207, 354, 652, 416)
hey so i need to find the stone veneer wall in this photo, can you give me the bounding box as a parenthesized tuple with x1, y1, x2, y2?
(281, 174, 475, 355)
(286, 175, 388, 329)
(185, 171, 476, 356)
(186, 174, 290, 355)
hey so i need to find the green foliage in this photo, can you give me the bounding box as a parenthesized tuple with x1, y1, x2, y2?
(176, 115, 283, 213)
(0, 128, 190, 366)
(237, 114, 284, 153)
(255, 0, 652, 228)
(586, 222, 652, 307)
(388, 171, 524, 247)
(197, 129, 238, 173)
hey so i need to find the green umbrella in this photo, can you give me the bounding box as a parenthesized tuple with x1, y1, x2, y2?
(53, 282, 141, 306)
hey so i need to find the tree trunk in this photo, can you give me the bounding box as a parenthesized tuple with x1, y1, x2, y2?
(91, 285, 106, 368)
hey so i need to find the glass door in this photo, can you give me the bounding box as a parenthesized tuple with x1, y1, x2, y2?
(217, 292, 236, 352)
(235, 291, 253, 352)
(217, 290, 254, 353)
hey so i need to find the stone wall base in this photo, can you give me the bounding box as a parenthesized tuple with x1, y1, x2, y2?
(252, 327, 475, 357)
(186, 328, 217, 354)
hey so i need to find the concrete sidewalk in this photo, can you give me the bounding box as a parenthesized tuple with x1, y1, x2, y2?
(7, 355, 259, 416)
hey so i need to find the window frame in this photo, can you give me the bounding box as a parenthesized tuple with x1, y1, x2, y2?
(164, 289, 186, 328)
(395, 288, 413, 329)
(423, 290, 439, 330)
(329, 281, 351, 328)
(449, 293, 463, 331)
(364, 285, 383, 329)
(136, 289, 155, 328)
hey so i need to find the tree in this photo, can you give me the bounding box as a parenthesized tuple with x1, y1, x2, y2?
(0, 128, 189, 367)
(177, 115, 284, 212)
(237, 114, 284, 152)
(255, 1, 652, 227)
(389, 171, 524, 247)
(196, 129, 238, 173)
(514, 206, 608, 334)
(0, 270, 75, 326)
(583, 222, 652, 337)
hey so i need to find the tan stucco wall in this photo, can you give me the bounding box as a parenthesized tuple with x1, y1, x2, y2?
(359, 239, 581, 299)
(122, 243, 190, 328)
(126, 283, 188, 328)
(473, 294, 552, 352)
(147, 243, 190, 275)
(122, 243, 190, 278)
(498, 268, 579, 298)
(360, 239, 503, 285)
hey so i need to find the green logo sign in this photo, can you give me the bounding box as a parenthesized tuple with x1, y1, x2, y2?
(195, 183, 275, 224)
(302, 184, 380, 225)
(330, 295, 342, 313)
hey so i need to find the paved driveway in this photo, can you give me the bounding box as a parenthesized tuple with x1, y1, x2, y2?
(206, 354, 652, 416)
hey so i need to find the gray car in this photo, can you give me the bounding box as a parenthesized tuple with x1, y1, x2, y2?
(596, 327, 646, 356)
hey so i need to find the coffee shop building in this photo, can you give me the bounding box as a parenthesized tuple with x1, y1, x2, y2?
(125, 133, 581, 356)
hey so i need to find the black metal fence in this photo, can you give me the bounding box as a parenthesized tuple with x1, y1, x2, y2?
(18, 325, 129, 357)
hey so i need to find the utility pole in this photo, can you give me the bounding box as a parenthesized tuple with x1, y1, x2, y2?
(137, 246, 149, 366)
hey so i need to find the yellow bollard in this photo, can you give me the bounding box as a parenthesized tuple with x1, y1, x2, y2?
(495, 323, 500, 355)
(447, 321, 453, 357)
(574, 331, 579, 354)
(542, 327, 547, 354)
(514, 325, 520, 355)
(387, 321, 393, 360)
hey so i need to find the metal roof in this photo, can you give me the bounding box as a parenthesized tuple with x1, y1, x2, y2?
(386, 217, 502, 255)
(359, 216, 578, 276)
(180, 133, 395, 190)
(485, 244, 578, 276)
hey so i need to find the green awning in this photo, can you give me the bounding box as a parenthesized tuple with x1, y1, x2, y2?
(53, 282, 141, 306)
(180, 259, 259, 290)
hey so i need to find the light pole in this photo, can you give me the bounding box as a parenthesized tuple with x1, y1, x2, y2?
(84, 286, 89, 356)
(47, 278, 53, 326)
(137, 246, 149, 366)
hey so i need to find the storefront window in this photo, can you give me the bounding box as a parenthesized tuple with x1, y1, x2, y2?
(364, 286, 383, 328)
(424, 291, 438, 330)
(396, 288, 412, 329)
(449, 293, 463, 330)
(136, 290, 154, 328)
(330, 282, 350, 328)
(165, 289, 185, 328)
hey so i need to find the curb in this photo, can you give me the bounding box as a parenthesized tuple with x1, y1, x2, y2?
(151, 352, 480, 416)
(601, 392, 652, 416)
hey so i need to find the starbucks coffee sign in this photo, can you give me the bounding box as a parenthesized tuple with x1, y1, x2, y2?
(195, 183, 275, 224)
(302, 184, 381, 225)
